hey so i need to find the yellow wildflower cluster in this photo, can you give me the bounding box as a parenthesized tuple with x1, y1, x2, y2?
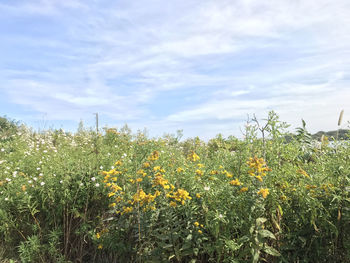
(210, 170, 218, 175)
(194, 221, 204, 234)
(197, 163, 205, 168)
(143, 162, 151, 168)
(229, 178, 241, 186)
(257, 188, 270, 199)
(222, 170, 233, 178)
(131, 189, 160, 208)
(297, 169, 310, 178)
(188, 151, 200, 162)
(247, 156, 271, 181)
(240, 187, 248, 193)
(152, 173, 171, 189)
(195, 169, 204, 176)
(137, 169, 147, 177)
(121, 206, 133, 215)
(176, 167, 184, 173)
(102, 163, 126, 210)
(167, 189, 192, 205)
(306, 185, 317, 190)
(106, 128, 119, 135)
(148, 150, 159, 161)
(95, 228, 109, 240)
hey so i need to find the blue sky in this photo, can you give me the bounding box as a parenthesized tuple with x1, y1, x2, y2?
(0, 0, 349, 139)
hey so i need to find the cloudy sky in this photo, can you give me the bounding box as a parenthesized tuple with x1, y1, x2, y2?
(0, 0, 349, 139)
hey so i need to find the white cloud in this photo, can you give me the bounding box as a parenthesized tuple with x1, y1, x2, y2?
(1, 0, 350, 138)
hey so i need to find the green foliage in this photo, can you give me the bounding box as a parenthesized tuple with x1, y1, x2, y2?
(0, 112, 349, 262)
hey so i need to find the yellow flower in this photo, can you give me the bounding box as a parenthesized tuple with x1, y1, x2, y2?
(229, 179, 241, 186)
(114, 160, 122, 166)
(197, 163, 205, 168)
(198, 230, 202, 234)
(169, 201, 177, 207)
(188, 151, 200, 162)
(136, 178, 143, 183)
(255, 175, 263, 182)
(194, 222, 199, 227)
(176, 167, 184, 173)
(153, 166, 161, 171)
(143, 162, 150, 168)
(196, 193, 201, 198)
(98, 244, 103, 249)
(195, 169, 203, 176)
(225, 172, 233, 178)
(148, 151, 159, 161)
(121, 206, 133, 215)
(21, 185, 26, 191)
(297, 169, 310, 178)
(108, 192, 116, 197)
(257, 188, 269, 199)
(96, 232, 101, 239)
(240, 187, 248, 193)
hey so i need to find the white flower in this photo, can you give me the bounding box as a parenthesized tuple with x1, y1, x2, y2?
(1, 148, 4, 152)
(219, 214, 223, 219)
(40, 182, 45, 186)
(39, 173, 43, 177)
(111, 166, 115, 169)
(33, 177, 37, 181)
(107, 152, 111, 156)
(53, 174, 56, 177)
(60, 180, 63, 184)
(5, 178, 11, 182)
(91, 177, 96, 181)
(28, 180, 33, 184)
(5, 197, 9, 201)
(204, 186, 210, 191)
(43, 150, 47, 153)
(39, 161, 42, 164)
(99, 166, 103, 170)
(37, 167, 41, 170)
(80, 183, 83, 186)
(95, 183, 100, 187)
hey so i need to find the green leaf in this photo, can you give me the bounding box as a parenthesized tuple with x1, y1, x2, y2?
(263, 245, 281, 257)
(277, 204, 283, 216)
(256, 217, 267, 225)
(252, 248, 260, 263)
(225, 240, 242, 251)
(258, 229, 276, 240)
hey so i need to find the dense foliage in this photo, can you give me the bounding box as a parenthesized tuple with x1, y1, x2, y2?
(0, 112, 349, 263)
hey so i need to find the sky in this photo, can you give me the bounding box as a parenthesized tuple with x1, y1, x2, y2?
(0, 0, 349, 139)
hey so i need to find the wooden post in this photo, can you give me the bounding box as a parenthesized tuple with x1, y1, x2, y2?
(95, 113, 99, 133)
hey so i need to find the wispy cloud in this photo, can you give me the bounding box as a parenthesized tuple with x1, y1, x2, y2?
(0, 0, 349, 138)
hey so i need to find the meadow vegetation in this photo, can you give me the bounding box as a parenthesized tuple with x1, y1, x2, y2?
(0, 111, 349, 262)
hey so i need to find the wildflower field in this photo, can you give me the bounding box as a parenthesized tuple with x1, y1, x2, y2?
(0, 112, 349, 263)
